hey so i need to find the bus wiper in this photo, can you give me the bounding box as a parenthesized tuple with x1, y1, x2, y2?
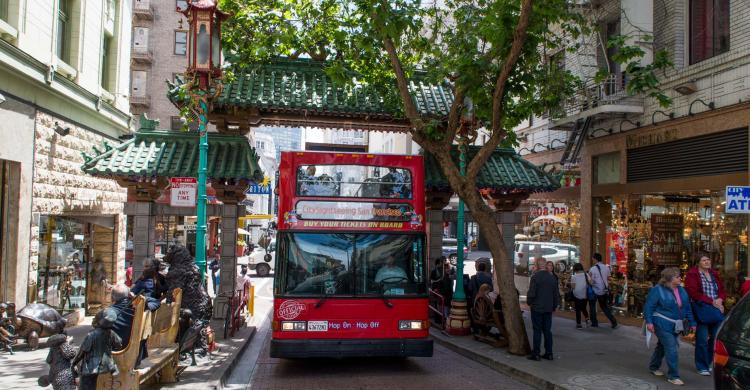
(315, 294, 329, 308)
(380, 291, 394, 308)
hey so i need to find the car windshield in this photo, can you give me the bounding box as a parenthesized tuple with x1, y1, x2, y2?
(443, 239, 457, 246)
(719, 295, 750, 347)
(276, 232, 426, 297)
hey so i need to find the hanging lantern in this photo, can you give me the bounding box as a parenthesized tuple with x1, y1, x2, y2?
(183, 0, 229, 88)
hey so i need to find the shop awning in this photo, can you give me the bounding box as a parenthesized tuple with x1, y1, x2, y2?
(81, 129, 264, 182)
(424, 146, 560, 193)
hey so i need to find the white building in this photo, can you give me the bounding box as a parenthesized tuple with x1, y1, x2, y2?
(0, 0, 132, 311)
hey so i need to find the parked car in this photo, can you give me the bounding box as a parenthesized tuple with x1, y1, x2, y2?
(248, 239, 275, 277)
(714, 293, 750, 389)
(513, 241, 580, 275)
(442, 238, 469, 265)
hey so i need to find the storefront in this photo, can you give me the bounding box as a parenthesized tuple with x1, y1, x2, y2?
(578, 105, 750, 314)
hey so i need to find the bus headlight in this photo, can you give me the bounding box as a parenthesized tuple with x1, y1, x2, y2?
(281, 321, 307, 331)
(399, 320, 426, 330)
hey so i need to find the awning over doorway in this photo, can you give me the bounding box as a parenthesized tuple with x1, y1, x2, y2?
(423, 146, 560, 193)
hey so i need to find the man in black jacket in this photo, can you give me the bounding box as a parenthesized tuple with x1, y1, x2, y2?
(109, 284, 160, 366)
(526, 258, 560, 361)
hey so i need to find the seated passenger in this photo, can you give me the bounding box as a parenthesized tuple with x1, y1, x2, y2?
(298, 166, 318, 195)
(109, 284, 160, 367)
(375, 255, 408, 294)
(131, 259, 168, 300)
(381, 168, 406, 198)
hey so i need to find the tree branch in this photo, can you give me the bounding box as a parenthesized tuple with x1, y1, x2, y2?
(444, 86, 464, 148)
(382, 35, 424, 130)
(466, 0, 533, 180)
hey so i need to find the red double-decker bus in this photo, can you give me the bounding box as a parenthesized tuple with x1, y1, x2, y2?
(270, 151, 432, 358)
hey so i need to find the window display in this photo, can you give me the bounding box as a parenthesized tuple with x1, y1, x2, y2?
(37, 216, 88, 312)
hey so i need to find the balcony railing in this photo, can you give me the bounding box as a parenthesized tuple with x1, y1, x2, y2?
(550, 73, 644, 129)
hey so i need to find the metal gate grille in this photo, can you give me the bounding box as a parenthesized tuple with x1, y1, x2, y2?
(627, 128, 748, 182)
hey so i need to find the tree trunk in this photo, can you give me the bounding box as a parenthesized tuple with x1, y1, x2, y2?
(462, 190, 531, 355)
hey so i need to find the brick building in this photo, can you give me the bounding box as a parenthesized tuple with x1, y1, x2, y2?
(514, 0, 750, 306)
(0, 0, 132, 312)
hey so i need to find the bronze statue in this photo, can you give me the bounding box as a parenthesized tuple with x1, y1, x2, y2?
(14, 303, 67, 350)
(0, 303, 15, 354)
(38, 334, 78, 390)
(72, 308, 121, 390)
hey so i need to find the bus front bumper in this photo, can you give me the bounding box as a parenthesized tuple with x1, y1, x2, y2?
(270, 338, 433, 358)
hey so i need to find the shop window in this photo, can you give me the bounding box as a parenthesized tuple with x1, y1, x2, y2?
(593, 152, 620, 184)
(37, 216, 88, 311)
(690, 0, 730, 64)
(0, 0, 8, 22)
(0, 160, 16, 299)
(174, 30, 187, 55)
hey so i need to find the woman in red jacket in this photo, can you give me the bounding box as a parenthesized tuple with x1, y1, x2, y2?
(684, 255, 726, 376)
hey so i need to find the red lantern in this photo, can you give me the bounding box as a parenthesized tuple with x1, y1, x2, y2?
(183, 0, 229, 88)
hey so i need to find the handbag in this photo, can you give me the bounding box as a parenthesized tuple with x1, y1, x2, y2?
(692, 301, 724, 324)
(584, 274, 596, 301)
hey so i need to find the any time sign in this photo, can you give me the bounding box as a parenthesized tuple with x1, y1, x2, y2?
(170, 177, 197, 207)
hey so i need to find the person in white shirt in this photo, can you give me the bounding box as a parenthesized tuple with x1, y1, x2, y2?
(375, 255, 407, 295)
(588, 253, 618, 329)
(569, 263, 590, 329)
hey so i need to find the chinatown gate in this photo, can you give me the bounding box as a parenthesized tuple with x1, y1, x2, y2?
(81, 58, 558, 318)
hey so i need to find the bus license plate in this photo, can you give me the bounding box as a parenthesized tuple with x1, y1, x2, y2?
(307, 321, 328, 332)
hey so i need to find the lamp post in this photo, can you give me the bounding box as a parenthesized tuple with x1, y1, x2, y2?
(447, 97, 478, 336)
(183, 0, 228, 281)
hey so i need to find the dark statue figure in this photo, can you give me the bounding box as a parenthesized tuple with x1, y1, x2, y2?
(0, 302, 16, 354)
(15, 303, 67, 350)
(72, 308, 122, 390)
(38, 334, 78, 390)
(164, 245, 212, 353)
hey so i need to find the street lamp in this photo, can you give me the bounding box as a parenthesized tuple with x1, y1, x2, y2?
(447, 97, 478, 336)
(183, 0, 228, 281)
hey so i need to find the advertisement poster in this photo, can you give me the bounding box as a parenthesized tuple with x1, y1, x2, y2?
(651, 214, 683, 266)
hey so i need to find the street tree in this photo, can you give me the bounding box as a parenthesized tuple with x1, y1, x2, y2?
(219, 0, 670, 355)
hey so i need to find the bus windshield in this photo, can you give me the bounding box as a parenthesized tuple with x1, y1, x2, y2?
(277, 232, 426, 297)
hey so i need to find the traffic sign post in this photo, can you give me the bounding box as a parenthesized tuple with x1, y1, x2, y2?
(170, 177, 198, 207)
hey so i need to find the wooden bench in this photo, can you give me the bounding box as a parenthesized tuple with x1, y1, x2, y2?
(97, 288, 183, 390)
(471, 294, 508, 348)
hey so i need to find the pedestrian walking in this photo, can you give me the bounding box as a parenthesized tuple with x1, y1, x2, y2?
(569, 263, 590, 329)
(209, 256, 220, 296)
(588, 253, 618, 329)
(526, 258, 560, 361)
(645, 267, 696, 386)
(684, 255, 726, 376)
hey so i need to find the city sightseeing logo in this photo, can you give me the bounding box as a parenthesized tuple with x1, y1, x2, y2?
(278, 300, 306, 320)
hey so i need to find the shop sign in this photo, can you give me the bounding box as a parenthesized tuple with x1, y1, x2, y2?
(626, 129, 678, 149)
(650, 214, 683, 266)
(530, 203, 568, 218)
(170, 177, 197, 207)
(725, 186, 750, 214)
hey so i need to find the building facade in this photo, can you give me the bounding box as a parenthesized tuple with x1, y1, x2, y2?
(515, 0, 750, 308)
(254, 126, 303, 159)
(0, 0, 132, 312)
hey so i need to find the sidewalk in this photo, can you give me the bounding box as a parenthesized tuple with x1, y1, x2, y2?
(431, 314, 713, 390)
(0, 317, 256, 390)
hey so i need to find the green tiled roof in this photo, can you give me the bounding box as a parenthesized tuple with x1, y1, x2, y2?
(81, 130, 263, 182)
(187, 59, 454, 118)
(424, 146, 560, 192)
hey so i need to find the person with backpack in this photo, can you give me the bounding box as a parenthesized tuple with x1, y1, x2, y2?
(684, 255, 726, 376)
(588, 253, 618, 329)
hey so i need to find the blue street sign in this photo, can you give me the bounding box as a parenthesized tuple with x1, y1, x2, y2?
(725, 186, 750, 213)
(246, 184, 272, 195)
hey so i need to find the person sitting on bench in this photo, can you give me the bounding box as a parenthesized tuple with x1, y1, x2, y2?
(109, 284, 160, 367)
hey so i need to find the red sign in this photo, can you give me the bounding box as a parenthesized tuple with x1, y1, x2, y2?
(170, 177, 197, 207)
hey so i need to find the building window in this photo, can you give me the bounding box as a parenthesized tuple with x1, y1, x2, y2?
(256, 140, 265, 150)
(174, 31, 187, 55)
(0, 0, 8, 22)
(56, 0, 72, 63)
(131, 70, 147, 97)
(101, 36, 112, 90)
(176, 0, 187, 11)
(690, 0, 730, 64)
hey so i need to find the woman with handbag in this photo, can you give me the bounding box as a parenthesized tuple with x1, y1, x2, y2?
(568, 263, 590, 329)
(684, 255, 726, 376)
(644, 267, 696, 386)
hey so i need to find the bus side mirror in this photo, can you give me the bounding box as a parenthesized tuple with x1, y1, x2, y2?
(264, 253, 272, 262)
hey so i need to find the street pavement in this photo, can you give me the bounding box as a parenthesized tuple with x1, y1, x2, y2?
(233, 273, 531, 390)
